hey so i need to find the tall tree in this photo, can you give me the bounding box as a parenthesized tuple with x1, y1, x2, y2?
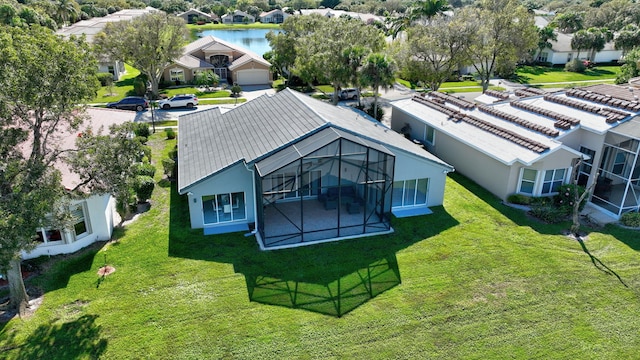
(360, 53, 397, 120)
(54, 0, 80, 26)
(536, 25, 558, 61)
(614, 24, 640, 56)
(460, 0, 537, 91)
(95, 12, 189, 98)
(553, 11, 584, 34)
(0, 25, 99, 314)
(396, 15, 473, 91)
(292, 16, 385, 103)
(572, 27, 612, 61)
(387, 0, 450, 38)
(266, 15, 326, 83)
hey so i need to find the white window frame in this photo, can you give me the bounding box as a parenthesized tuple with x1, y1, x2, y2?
(424, 124, 435, 145)
(71, 202, 91, 241)
(202, 192, 246, 225)
(169, 68, 185, 82)
(392, 178, 430, 208)
(518, 168, 538, 195)
(541, 168, 568, 195)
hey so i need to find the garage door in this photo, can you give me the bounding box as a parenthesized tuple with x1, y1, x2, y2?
(236, 70, 269, 85)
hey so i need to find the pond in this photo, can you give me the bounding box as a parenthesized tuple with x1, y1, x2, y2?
(196, 29, 281, 56)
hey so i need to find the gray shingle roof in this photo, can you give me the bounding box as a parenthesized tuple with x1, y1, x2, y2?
(178, 88, 452, 193)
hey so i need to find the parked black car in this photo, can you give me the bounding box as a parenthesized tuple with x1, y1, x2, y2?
(106, 96, 149, 111)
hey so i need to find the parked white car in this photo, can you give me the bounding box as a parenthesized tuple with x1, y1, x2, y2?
(157, 94, 198, 109)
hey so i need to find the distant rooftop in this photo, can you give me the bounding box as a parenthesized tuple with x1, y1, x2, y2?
(56, 7, 159, 43)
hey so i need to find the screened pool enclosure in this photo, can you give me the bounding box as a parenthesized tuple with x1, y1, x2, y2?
(254, 128, 395, 249)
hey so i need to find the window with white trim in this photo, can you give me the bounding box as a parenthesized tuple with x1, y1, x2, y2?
(202, 192, 246, 224)
(537, 52, 548, 63)
(424, 125, 435, 145)
(519, 168, 537, 194)
(170, 68, 185, 82)
(71, 203, 90, 240)
(392, 178, 429, 207)
(541, 168, 566, 195)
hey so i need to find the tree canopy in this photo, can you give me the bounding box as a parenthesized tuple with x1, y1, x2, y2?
(395, 15, 473, 91)
(0, 25, 145, 314)
(0, 25, 99, 313)
(94, 12, 189, 98)
(459, 0, 537, 91)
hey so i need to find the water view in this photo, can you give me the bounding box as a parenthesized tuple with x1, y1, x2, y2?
(197, 29, 281, 56)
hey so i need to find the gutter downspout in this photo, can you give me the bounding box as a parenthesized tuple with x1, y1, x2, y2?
(245, 162, 260, 245)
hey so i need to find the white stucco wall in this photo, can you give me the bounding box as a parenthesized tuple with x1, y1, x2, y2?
(185, 162, 256, 229)
(392, 149, 450, 207)
(22, 194, 116, 260)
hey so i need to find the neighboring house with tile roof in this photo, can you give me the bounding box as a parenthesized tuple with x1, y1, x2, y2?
(259, 9, 289, 23)
(163, 36, 272, 86)
(177, 89, 453, 250)
(221, 10, 255, 24)
(22, 108, 137, 259)
(391, 84, 640, 220)
(56, 7, 159, 80)
(177, 8, 217, 23)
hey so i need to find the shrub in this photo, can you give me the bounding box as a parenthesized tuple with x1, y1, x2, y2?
(136, 163, 156, 177)
(365, 105, 384, 121)
(507, 193, 531, 205)
(554, 184, 587, 215)
(133, 77, 147, 96)
(529, 205, 567, 223)
(621, 212, 640, 227)
(231, 83, 242, 97)
(133, 122, 151, 138)
(162, 158, 176, 179)
(165, 128, 176, 139)
(134, 175, 155, 202)
(564, 59, 586, 73)
(97, 72, 113, 86)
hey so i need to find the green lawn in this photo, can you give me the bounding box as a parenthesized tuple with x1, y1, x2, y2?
(1, 134, 639, 359)
(515, 65, 621, 84)
(91, 64, 141, 103)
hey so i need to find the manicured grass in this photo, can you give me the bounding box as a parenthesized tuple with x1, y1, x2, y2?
(159, 87, 232, 99)
(515, 65, 621, 84)
(199, 98, 247, 105)
(91, 64, 141, 103)
(1, 135, 639, 358)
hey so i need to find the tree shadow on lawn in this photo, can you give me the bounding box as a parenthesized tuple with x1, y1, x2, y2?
(0, 314, 107, 359)
(168, 183, 459, 317)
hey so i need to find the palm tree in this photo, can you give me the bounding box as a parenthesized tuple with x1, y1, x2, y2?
(536, 25, 557, 62)
(410, 0, 451, 22)
(360, 53, 397, 121)
(387, 0, 450, 38)
(55, 0, 79, 26)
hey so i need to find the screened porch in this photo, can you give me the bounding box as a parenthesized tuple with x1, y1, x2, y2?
(254, 128, 395, 249)
(591, 121, 640, 217)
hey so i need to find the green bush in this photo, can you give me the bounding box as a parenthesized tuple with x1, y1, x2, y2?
(621, 212, 640, 227)
(133, 77, 147, 96)
(135, 163, 156, 177)
(133, 122, 151, 138)
(134, 175, 155, 202)
(97, 72, 113, 86)
(564, 59, 586, 73)
(165, 128, 176, 140)
(162, 158, 176, 179)
(554, 184, 587, 215)
(529, 205, 567, 223)
(507, 193, 531, 205)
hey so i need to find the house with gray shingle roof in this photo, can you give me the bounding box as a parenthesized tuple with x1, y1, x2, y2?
(178, 89, 453, 250)
(391, 84, 640, 220)
(163, 35, 271, 86)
